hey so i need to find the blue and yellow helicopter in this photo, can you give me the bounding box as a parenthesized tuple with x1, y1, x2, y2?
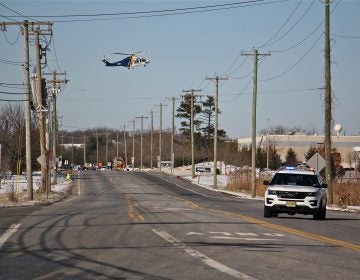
(102, 52, 150, 69)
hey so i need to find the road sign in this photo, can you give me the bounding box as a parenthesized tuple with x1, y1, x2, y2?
(307, 152, 326, 172)
(37, 150, 56, 168)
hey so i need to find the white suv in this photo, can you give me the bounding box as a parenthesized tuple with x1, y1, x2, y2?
(263, 167, 328, 220)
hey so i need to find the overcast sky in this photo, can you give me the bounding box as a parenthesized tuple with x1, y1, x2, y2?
(1, 0, 359, 139)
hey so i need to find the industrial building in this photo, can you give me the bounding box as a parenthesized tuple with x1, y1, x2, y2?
(238, 134, 360, 169)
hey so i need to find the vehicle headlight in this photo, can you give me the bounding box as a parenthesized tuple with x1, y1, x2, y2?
(307, 191, 319, 196)
(268, 189, 277, 195)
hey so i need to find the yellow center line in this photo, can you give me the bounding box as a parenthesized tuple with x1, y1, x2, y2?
(107, 177, 145, 222)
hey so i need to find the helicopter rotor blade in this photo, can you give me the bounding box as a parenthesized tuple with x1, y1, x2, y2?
(113, 52, 132, 55)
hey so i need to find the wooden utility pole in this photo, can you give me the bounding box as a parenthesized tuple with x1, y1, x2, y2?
(23, 20, 33, 199)
(155, 103, 167, 170)
(206, 76, 228, 189)
(130, 120, 136, 170)
(105, 132, 110, 166)
(242, 49, 271, 198)
(182, 89, 202, 178)
(135, 115, 148, 169)
(96, 130, 99, 166)
(167, 97, 178, 173)
(123, 125, 128, 168)
(35, 29, 47, 193)
(43, 70, 68, 185)
(324, 0, 333, 204)
(150, 111, 154, 169)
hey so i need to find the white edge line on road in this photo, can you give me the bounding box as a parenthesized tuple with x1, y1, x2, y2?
(0, 223, 21, 249)
(78, 170, 81, 195)
(153, 174, 216, 199)
(152, 229, 257, 280)
(210, 236, 280, 241)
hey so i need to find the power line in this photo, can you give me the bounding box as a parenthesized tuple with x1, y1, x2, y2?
(258, 0, 315, 49)
(0, 57, 23, 65)
(0, 90, 24, 94)
(0, 82, 25, 86)
(260, 32, 323, 82)
(332, 33, 360, 39)
(2, 0, 287, 23)
(2, 1, 275, 18)
(1, 28, 21, 45)
(257, 0, 303, 49)
(0, 1, 36, 21)
(0, 98, 28, 102)
(272, 0, 341, 53)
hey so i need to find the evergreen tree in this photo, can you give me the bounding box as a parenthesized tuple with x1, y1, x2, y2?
(175, 93, 202, 138)
(269, 145, 282, 170)
(304, 146, 317, 161)
(285, 148, 298, 166)
(199, 95, 227, 140)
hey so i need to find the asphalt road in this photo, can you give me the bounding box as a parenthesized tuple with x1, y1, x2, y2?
(0, 170, 359, 279)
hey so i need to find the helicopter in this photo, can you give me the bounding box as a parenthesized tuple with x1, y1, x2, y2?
(102, 52, 150, 69)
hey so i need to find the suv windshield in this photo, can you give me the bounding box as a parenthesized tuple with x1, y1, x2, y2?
(270, 173, 319, 187)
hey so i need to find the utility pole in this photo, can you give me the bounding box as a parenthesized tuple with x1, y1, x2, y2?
(43, 70, 68, 185)
(135, 115, 148, 169)
(183, 89, 202, 178)
(167, 97, 178, 173)
(242, 49, 271, 198)
(150, 110, 154, 169)
(123, 125, 128, 168)
(324, 0, 333, 204)
(71, 136, 74, 165)
(23, 20, 33, 199)
(96, 130, 99, 167)
(155, 103, 167, 171)
(130, 120, 136, 170)
(206, 76, 228, 189)
(116, 131, 119, 158)
(35, 29, 47, 193)
(105, 132, 110, 167)
(0, 21, 52, 198)
(83, 136, 87, 167)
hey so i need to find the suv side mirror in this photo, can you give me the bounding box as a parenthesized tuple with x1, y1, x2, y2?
(263, 180, 270, 186)
(322, 183, 328, 188)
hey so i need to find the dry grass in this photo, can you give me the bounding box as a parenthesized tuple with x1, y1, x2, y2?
(227, 170, 360, 207)
(333, 182, 360, 207)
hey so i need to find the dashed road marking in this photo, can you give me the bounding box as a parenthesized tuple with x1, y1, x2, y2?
(153, 229, 257, 280)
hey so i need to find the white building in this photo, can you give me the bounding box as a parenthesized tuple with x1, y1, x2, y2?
(238, 134, 360, 169)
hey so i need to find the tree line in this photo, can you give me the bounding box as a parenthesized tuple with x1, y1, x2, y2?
(0, 100, 342, 176)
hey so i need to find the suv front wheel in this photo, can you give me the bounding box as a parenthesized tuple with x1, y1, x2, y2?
(313, 203, 326, 220)
(264, 206, 273, 218)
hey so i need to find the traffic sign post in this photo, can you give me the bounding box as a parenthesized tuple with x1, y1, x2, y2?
(307, 152, 326, 172)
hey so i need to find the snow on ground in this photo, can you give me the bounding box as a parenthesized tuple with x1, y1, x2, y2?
(0, 173, 72, 194)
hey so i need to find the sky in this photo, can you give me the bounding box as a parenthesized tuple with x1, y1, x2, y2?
(1, 0, 359, 139)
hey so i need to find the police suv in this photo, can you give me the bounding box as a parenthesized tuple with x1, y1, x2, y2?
(263, 166, 328, 220)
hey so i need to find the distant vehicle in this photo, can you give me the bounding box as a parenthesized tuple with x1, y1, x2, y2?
(72, 165, 82, 171)
(102, 52, 150, 69)
(263, 166, 328, 220)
